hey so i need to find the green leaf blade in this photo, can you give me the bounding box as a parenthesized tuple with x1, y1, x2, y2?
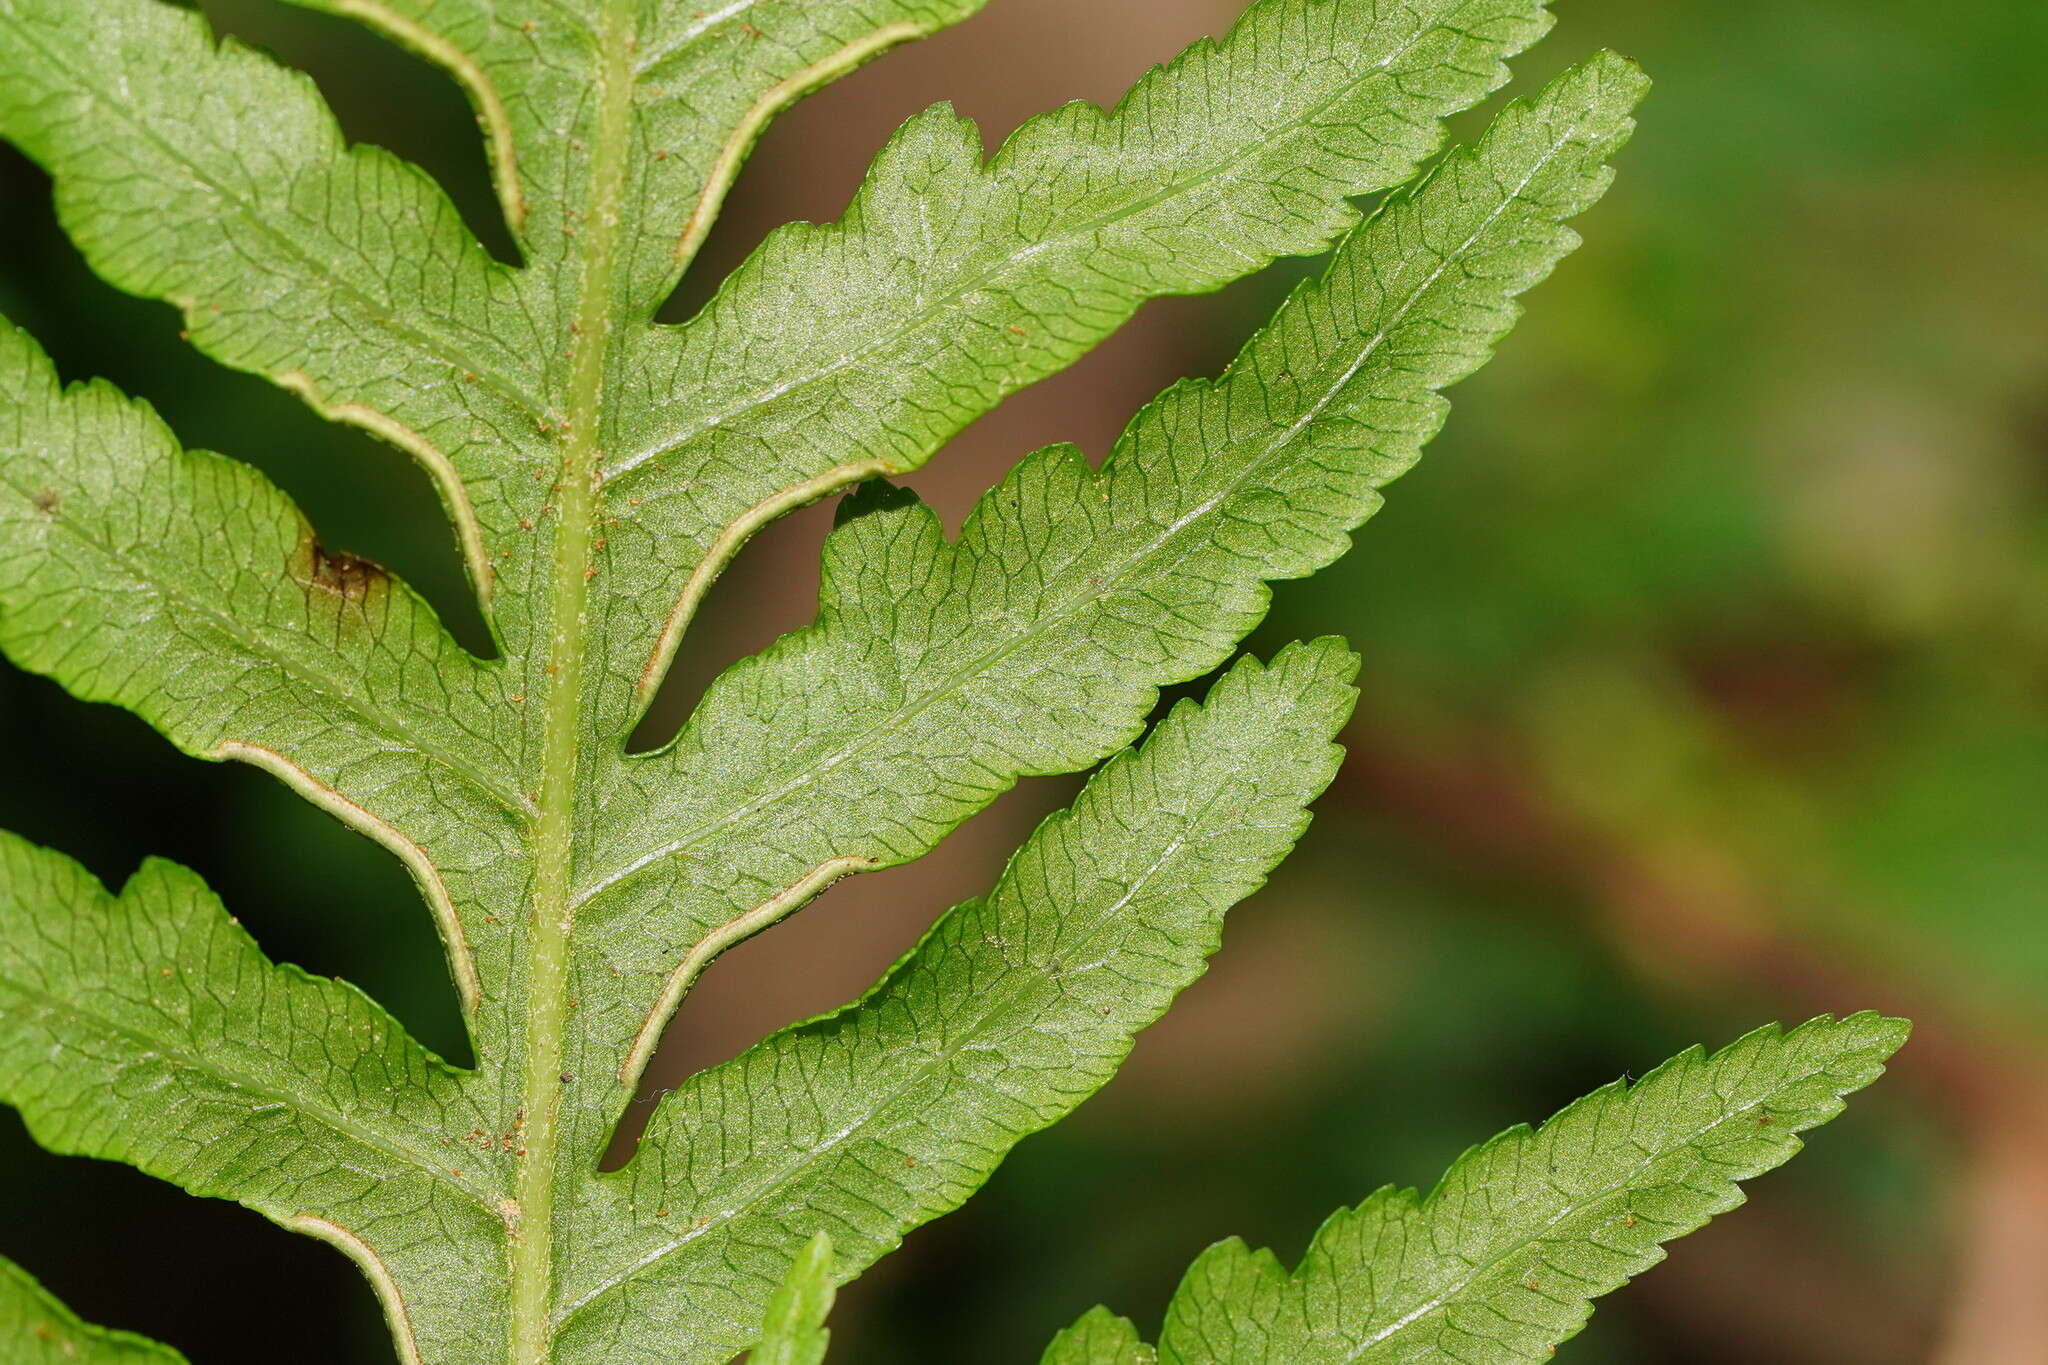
(0, 318, 529, 1022)
(279, 0, 990, 313)
(749, 1233, 838, 1365)
(603, 0, 1554, 709)
(1041, 1308, 1157, 1365)
(1155, 1014, 1912, 1364)
(569, 51, 1644, 1094)
(555, 641, 1359, 1364)
(0, 0, 550, 600)
(0, 831, 513, 1365)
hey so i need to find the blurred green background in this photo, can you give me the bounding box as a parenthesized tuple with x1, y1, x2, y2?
(2, 0, 2043, 1360)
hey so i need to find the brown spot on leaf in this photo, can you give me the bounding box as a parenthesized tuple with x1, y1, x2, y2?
(32, 488, 59, 515)
(304, 542, 387, 602)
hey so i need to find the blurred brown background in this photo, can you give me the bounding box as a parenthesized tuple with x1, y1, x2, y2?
(2, 0, 2045, 1360)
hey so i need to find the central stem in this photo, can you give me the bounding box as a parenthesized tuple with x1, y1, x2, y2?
(508, 7, 636, 1362)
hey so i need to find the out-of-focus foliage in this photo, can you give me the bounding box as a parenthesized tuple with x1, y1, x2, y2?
(1290, 0, 2048, 1032)
(0, 0, 2034, 1361)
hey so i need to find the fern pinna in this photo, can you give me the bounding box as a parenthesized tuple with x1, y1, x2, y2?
(0, 1, 1902, 1362)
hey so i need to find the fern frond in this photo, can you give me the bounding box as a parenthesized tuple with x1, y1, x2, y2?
(1047, 1015, 1909, 1364)
(0, 2, 1860, 1363)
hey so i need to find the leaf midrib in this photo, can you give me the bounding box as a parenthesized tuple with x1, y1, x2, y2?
(505, 0, 639, 1359)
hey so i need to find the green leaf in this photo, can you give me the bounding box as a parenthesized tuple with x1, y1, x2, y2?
(0, 830, 506, 1362)
(556, 642, 1357, 1361)
(574, 50, 1648, 1108)
(1041, 1308, 1156, 1365)
(1132, 1014, 1910, 1364)
(0, 320, 525, 1021)
(0, 1256, 188, 1364)
(0, 0, 544, 601)
(607, 0, 1555, 708)
(0, 2, 1683, 1362)
(749, 1234, 837, 1365)
(275, 0, 994, 314)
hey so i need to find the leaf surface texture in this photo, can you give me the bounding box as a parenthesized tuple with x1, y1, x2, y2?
(1046, 1015, 1909, 1365)
(0, 4, 1739, 1364)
